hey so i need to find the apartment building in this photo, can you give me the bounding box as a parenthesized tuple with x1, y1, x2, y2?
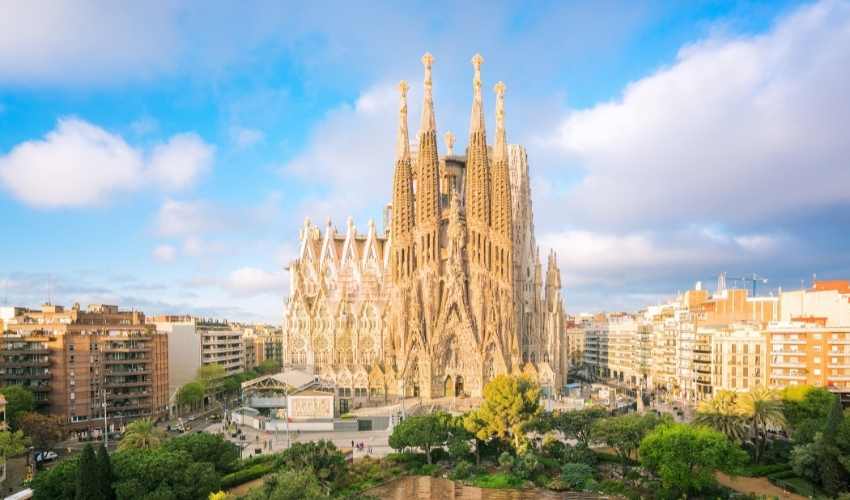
(581, 315, 608, 378)
(565, 321, 586, 368)
(767, 321, 850, 391)
(240, 324, 284, 370)
(148, 316, 246, 393)
(0, 304, 168, 437)
(710, 325, 767, 393)
(607, 314, 637, 385)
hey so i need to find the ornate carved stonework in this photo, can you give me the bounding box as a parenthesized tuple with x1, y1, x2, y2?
(282, 53, 567, 400)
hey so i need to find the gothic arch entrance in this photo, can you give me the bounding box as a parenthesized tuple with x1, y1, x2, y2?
(444, 375, 454, 397)
(455, 376, 464, 397)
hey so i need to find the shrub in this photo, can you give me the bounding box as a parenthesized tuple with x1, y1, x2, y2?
(497, 451, 514, 472)
(737, 463, 792, 477)
(514, 451, 541, 480)
(560, 463, 594, 491)
(449, 460, 473, 480)
(541, 439, 566, 460)
(562, 444, 598, 466)
(415, 463, 440, 476)
(220, 463, 274, 489)
(469, 472, 524, 489)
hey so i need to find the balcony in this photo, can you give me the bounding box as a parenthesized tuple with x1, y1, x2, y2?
(828, 364, 850, 369)
(772, 362, 806, 368)
(772, 339, 806, 345)
(771, 374, 806, 380)
(104, 380, 149, 388)
(104, 357, 149, 365)
(2, 372, 50, 380)
(1, 360, 50, 368)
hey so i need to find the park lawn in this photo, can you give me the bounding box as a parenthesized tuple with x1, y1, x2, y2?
(468, 472, 525, 489)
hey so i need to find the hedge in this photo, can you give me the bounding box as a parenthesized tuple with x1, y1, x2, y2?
(768, 476, 819, 497)
(736, 463, 792, 477)
(220, 462, 275, 489)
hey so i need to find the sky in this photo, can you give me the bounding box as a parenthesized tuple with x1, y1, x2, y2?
(1, 0, 849, 323)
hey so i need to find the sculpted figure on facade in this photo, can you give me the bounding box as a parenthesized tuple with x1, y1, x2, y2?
(282, 53, 567, 402)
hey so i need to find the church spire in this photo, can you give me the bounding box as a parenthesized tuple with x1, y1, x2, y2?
(490, 80, 513, 282)
(465, 53, 491, 233)
(415, 52, 441, 269)
(391, 80, 415, 281)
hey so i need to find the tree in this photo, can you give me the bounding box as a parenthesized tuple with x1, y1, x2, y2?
(639, 423, 748, 498)
(273, 440, 347, 490)
(0, 430, 28, 460)
(31, 454, 79, 500)
(75, 444, 100, 500)
(388, 412, 450, 464)
(164, 432, 239, 474)
(118, 418, 166, 451)
(782, 385, 834, 442)
(695, 390, 747, 443)
(550, 407, 607, 448)
(18, 411, 66, 450)
(197, 364, 226, 393)
(592, 413, 661, 473)
(255, 359, 279, 375)
(738, 387, 785, 463)
(111, 447, 220, 500)
(560, 463, 595, 490)
(244, 469, 328, 500)
(176, 382, 205, 411)
(469, 375, 541, 451)
(0, 385, 35, 430)
(96, 444, 115, 500)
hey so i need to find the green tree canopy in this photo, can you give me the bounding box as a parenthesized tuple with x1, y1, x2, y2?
(0, 429, 28, 460)
(548, 407, 607, 449)
(639, 423, 748, 498)
(388, 412, 450, 464)
(75, 444, 100, 500)
(255, 359, 279, 375)
(592, 413, 662, 472)
(197, 364, 227, 392)
(18, 411, 66, 450)
(782, 385, 835, 441)
(467, 374, 541, 451)
(163, 432, 239, 474)
(0, 385, 35, 430)
(176, 381, 205, 409)
(244, 468, 329, 500)
(96, 444, 115, 500)
(695, 390, 747, 443)
(112, 447, 220, 500)
(273, 440, 347, 490)
(31, 454, 78, 500)
(118, 418, 166, 451)
(738, 387, 785, 463)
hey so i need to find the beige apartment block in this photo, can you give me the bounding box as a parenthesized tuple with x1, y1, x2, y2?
(1, 304, 168, 437)
(199, 321, 243, 375)
(710, 325, 767, 393)
(565, 321, 586, 368)
(780, 280, 850, 327)
(147, 315, 201, 401)
(607, 314, 637, 385)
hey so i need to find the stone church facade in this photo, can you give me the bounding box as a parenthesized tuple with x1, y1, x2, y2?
(282, 54, 566, 404)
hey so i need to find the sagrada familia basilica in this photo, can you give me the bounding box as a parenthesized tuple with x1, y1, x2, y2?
(282, 53, 567, 403)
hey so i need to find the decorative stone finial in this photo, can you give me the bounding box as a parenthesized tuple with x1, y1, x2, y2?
(444, 131, 455, 155)
(396, 80, 410, 161)
(469, 53, 486, 133)
(420, 52, 436, 133)
(494, 81, 506, 131)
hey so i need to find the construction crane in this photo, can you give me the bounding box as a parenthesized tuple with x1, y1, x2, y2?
(718, 272, 768, 297)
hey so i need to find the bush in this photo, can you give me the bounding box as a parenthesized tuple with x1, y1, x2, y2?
(220, 463, 274, 489)
(449, 460, 473, 480)
(415, 463, 440, 476)
(769, 476, 819, 497)
(497, 451, 514, 472)
(562, 444, 597, 466)
(737, 463, 792, 477)
(514, 452, 541, 480)
(560, 463, 594, 491)
(768, 470, 797, 480)
(469, 472, 524, 489)
(541, 439, 566, 460)
(385, 451, 426, 469)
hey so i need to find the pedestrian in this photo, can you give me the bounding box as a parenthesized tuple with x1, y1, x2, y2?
(351, 440, 354, 448)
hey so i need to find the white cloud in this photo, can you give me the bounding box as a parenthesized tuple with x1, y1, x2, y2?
(224, 267, 287, 297)
(229, 126, 266, 149)
(539, 227, 788, 288)
(152, 244, 177, 263)
(282, 81, 410, 224)
(0, 118, 144, 208)
(148, 133, 214, 190)
(543, 0, 850, 229)
(0, 118, 214, 208)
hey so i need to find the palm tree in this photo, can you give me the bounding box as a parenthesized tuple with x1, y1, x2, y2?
(695, 390, 747, 442)
(737, 387, 785, 463)
(117, 418, 166, 451)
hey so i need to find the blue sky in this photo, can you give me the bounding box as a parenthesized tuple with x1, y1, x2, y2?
(1, 0, 848, 322)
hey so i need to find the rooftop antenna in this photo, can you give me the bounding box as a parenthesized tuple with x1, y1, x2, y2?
(47, 274, 53, 306)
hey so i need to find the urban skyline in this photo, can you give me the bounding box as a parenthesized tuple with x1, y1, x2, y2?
(2, 1, 849, 324)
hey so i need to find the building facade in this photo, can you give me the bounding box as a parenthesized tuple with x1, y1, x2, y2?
(1, 304, 168, 436)
(282, 53, 567, 402)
